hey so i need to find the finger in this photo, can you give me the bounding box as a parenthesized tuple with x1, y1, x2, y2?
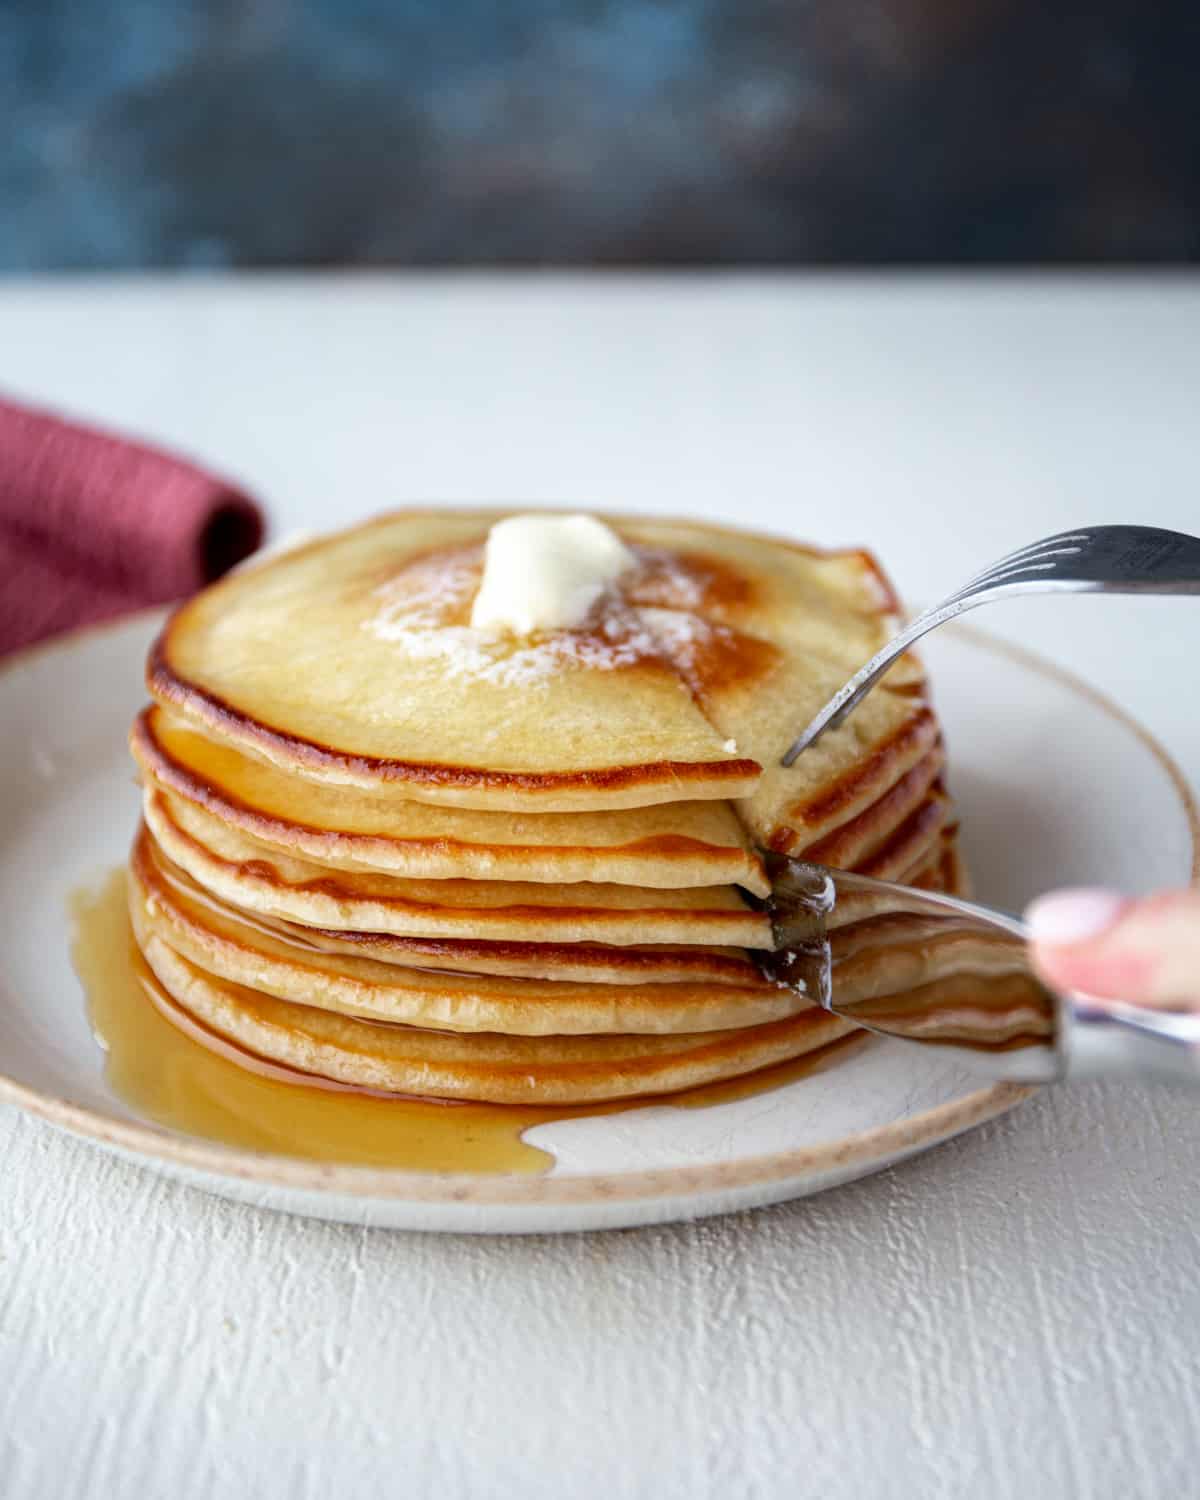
(1025, 888, 1200, 1010)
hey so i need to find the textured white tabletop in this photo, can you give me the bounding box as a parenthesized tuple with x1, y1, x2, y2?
(2, 273, 1198, 1500)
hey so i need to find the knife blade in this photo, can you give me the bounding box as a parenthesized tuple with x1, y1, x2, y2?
(757, 855, 1064, 1083)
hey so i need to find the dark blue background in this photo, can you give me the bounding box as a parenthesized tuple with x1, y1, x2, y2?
(3, 0, 1198, 269)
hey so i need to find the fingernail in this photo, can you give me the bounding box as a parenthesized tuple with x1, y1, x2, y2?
(1024, 888, 1128, 945)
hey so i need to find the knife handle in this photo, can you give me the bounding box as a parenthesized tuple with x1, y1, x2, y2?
(1065, 993, 1200, 1084)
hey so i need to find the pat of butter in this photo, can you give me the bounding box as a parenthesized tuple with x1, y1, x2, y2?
(470, 514, 635, 635)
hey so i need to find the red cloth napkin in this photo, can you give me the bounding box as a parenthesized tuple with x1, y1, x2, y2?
(0, 395, 264, 656)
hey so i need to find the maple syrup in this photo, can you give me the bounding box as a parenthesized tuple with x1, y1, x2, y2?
(70, 868, 862, 1175)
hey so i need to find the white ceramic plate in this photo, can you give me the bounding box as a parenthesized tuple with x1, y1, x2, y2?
(0, 614, 1194, 1234)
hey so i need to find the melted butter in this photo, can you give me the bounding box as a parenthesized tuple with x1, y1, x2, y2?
(71, 868, 855, 1174)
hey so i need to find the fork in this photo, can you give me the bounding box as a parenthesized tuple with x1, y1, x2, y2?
(782, 524, 1200, 766)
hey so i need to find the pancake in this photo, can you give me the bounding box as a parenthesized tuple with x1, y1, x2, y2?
(132, 705, 770, 895)
(148, 511, 762, 812)
(129, 830, 793, 1036)
(142, 792, 773, 948)
(276, 927, 768, 986)
(854, 792, 953, 882)
(907, 842, 960, 894)
(136, 931, 854, 1104)
(147, 511, 930, 827)
(780, 745, 945, 866)
(940, 838, 969, 898)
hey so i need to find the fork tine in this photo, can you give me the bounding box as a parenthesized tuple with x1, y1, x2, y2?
(955, 546, 1036, 591)
(989, 530, 1092, 562)
(959, 546, 1085, 592)
(957, 560, 1060, 592)
(955, 532, 1092, 591)
(973, 540, 1087, 572)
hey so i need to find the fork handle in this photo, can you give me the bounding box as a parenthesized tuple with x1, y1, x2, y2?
(1067, 993, 1200, 1084)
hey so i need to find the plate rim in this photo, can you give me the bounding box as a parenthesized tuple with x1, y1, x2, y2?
(0, 610, 1195, 1209)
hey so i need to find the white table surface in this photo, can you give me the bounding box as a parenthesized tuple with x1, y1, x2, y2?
(1, 272, 1198, 1500)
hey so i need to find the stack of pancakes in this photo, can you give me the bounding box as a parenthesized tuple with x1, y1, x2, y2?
(126, 512, 966, 1105)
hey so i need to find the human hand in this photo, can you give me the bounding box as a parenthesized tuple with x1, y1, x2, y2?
(1025, 888, 1200, 1011)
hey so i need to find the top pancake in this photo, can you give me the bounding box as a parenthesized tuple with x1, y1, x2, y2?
(149, 511, 929, 825)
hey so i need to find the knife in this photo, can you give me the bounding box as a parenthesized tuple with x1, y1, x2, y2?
(758, 856, 1200, 1086)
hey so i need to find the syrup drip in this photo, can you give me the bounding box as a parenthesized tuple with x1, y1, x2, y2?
(71, 870, 862, 1175)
